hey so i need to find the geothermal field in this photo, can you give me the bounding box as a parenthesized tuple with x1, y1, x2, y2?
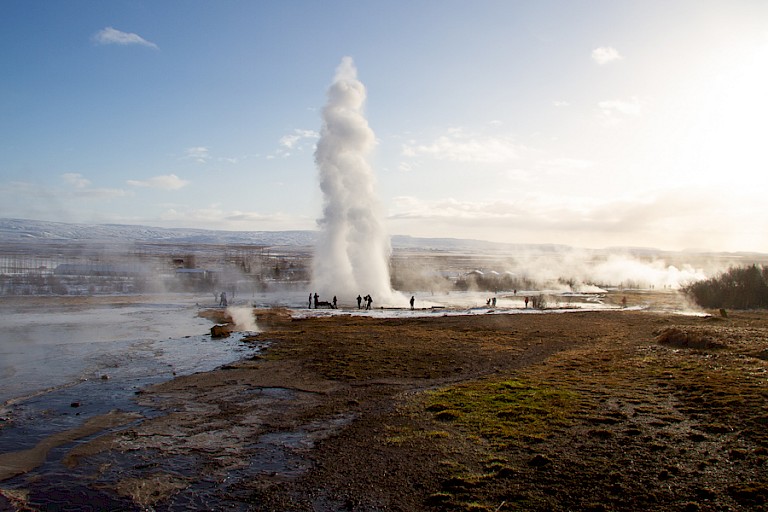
(1, 232, 768, 511)
(2, 59, 768, 511)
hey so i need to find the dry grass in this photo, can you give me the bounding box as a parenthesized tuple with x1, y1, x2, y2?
(16, 307, 766, 511)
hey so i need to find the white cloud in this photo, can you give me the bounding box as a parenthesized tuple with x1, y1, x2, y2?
(61, 173, 130, 198)
(390, 196, 526, 221)
(273, 129, 319, 158)
(599, 97, 643, 117)
(541, 158, 595, 170)
(553, 100, 570, 108)
(591, 46, 623, 65)
(73, 187, 132, 199)
(157, 206, 309, 230)
(225, 211, 292, 222)
(126, 174, 189, 190)
(61, 173, 91, 188)
(401, 128, 521, 163)
(92, 27, 158, 48)
(184, 146, 210, 163)
(160, 205, 223, 221)
(386, 189, 752, 251)
(279, 129, 319, 149)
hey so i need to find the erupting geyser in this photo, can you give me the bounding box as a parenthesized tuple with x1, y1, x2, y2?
(312, 57, 397, 305)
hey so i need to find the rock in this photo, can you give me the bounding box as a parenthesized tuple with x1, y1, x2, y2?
(210, 324, 232, 338)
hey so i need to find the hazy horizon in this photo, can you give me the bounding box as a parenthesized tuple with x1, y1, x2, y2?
(2, 1, 767, 253)
(5, 216, 768, 259)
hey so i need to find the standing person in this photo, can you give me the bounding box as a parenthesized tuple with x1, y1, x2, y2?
(410, 295, 415, 310)
(220, 291, 227, 307)
(357, 295, 362, 309)
(366, 295, 373, 310)
(332, 296, 337, 309)
(308, 293, 312, 309)
(525, 296, 529, 308)
(313, 293, 319, 309)
(492, 297, 496, 307)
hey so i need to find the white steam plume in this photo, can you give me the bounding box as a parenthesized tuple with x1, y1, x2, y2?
(226, 306, 259, 332)
(312, 57, 398, 306)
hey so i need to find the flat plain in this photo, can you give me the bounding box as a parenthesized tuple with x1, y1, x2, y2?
(3, 294, 766, 511)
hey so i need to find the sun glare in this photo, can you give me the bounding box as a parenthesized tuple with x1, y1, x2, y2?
(690, 37, 768, 185)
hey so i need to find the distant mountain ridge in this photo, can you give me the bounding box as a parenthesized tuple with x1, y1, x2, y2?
(0, 218, 317, 247)
(0, 218, 574, 253)
(3, 218, 764, 258)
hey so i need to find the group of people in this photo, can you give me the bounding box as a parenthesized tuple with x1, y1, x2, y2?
(307, 293, 377, 310)
(306, 293, 419, 311)
(356, 294, 374, 310)
(309, 292, 338, 309)
(485, 296, 534, 308)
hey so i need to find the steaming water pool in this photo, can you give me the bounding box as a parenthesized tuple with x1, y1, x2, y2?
(0, 295, 258, 406)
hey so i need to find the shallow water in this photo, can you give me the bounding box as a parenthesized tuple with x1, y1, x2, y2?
(0, 295, 262, 458)
(0, 295, 264, 509)
(0, 296, 253, 405)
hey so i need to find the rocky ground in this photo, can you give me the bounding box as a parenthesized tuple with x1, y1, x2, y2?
(2, 300, 768, 511)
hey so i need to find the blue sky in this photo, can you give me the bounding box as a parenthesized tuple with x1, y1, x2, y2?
(2, 1, 767, 252)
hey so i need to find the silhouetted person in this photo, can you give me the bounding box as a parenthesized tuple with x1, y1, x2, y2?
(313, 293, 319, 309)
(357, 295, 362, 309)
(308, 293, 312, 309)
(220, 292, 227, 307)
(410, 295, 415, 310)
(492, 297, 496, 307)
(525, 296, 529, 308)
(333, 296, 337, 309)
(366, 295, 373, 310)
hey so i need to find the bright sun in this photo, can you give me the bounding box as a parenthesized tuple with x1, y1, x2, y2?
(691, 37, 768, 184)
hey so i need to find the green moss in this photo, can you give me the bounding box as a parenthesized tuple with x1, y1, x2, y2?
(423, 378, 578, 444)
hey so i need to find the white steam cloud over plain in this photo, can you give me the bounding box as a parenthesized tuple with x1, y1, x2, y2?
(312, 57, 399, 305)
(503, 250, 708, 291)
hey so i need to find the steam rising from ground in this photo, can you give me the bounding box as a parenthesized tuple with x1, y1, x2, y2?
(226, 306, 259, 332)
(312, 57, 398, 305)
(508, 251, 708, 291)
(584, 255, 706, 289)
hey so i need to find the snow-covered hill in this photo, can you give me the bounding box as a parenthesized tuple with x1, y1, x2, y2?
(0, 218, 317, 247)
(3, 218, 764, 263)
(0, 218, 530, 252)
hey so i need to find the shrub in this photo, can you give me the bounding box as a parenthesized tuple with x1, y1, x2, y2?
(683, 264, 768, 310)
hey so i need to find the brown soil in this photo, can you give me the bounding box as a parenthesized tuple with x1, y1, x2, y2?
(4, 307, 768, 511)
